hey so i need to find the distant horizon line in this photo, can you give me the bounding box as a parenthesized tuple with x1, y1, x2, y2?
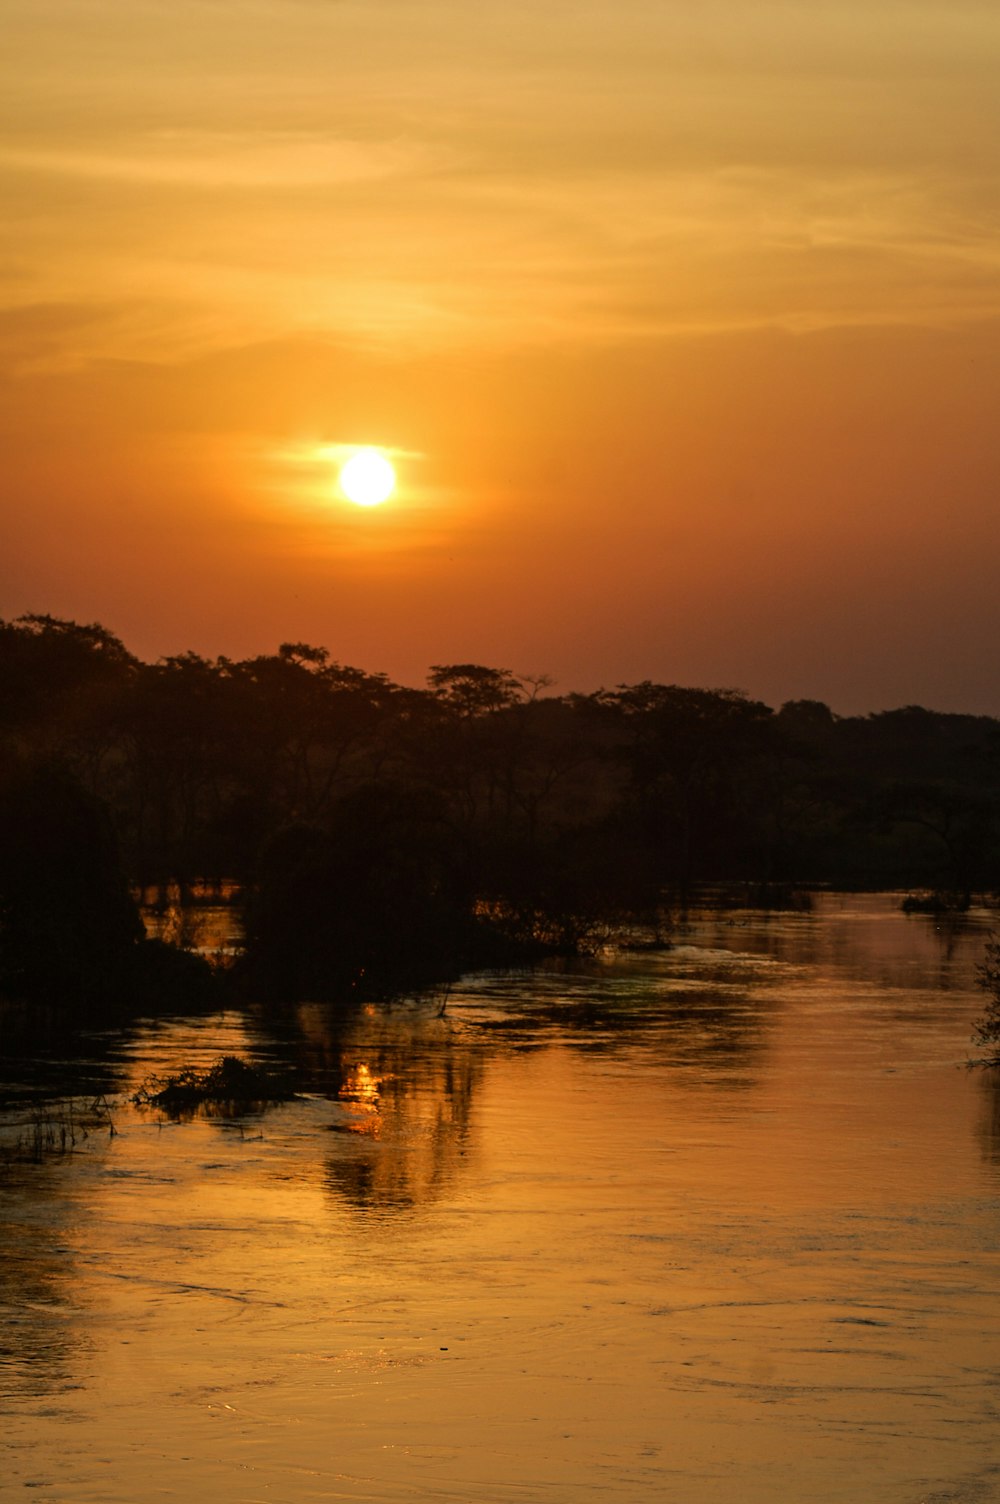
(3, 609, 996, 726)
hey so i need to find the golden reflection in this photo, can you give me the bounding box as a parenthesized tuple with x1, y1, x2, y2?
(138, 880, 243, 962)
(289, 1000, 481, 1214)
(336, 1061, 384, 1137)
(324, 1044, 480, 1213)
(339, 1062, 382, 1105)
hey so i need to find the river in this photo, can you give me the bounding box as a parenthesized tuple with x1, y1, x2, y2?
(2, 893, 1000, 1503)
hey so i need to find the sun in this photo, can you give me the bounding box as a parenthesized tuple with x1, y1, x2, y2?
(338, 448, 396, 507)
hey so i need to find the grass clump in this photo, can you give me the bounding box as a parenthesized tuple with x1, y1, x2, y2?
(132, 1054, 296, 1114)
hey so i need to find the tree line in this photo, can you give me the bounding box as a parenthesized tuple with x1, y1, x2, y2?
(2, 612, 1000, 1009)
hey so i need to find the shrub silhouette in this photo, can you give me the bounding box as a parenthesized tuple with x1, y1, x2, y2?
(0, 764, 217, 1014)
(0, 765, 142, 1006)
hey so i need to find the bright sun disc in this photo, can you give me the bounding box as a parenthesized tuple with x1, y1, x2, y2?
(339, 448, 396, 507)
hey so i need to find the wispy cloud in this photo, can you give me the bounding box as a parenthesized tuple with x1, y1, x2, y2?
(0, 133, 445, 190)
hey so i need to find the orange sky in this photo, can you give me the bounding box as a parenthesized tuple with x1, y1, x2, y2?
(3, 1, 1000, 712)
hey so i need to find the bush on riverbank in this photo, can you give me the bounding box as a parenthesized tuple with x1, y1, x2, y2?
(0, 764, 219, 1018)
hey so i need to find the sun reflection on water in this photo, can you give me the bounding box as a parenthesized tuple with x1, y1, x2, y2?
(339, 1062, 382, 1105)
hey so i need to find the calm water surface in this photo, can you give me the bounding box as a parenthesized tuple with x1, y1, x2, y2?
(3, 893, 1000, 1503)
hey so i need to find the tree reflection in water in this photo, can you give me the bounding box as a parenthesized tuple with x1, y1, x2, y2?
(272, 957, 779, 1214)
(207, 995, 485, 1215)
(975, 1070, 1000, 1170)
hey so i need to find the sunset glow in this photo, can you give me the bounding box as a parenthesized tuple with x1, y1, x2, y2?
(5, 8, 1000, 1489)
(2, 2, 1000, 710)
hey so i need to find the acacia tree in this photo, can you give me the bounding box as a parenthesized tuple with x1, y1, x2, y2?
(599, 682, 777, 892)
(421, 664, 524, 843)
(119, 652, 237, 890)
(228, 648, 398, 815)
(0, 613, 137, 791)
